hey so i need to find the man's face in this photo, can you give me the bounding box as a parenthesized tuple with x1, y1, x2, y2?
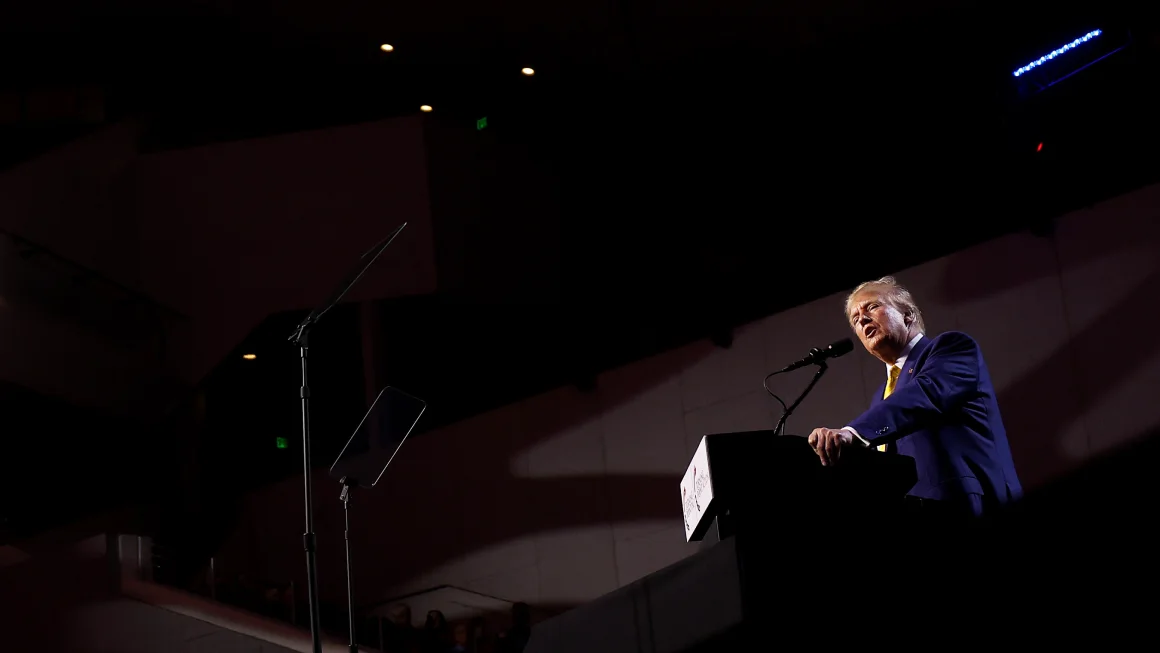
(847, 288, 912, 364)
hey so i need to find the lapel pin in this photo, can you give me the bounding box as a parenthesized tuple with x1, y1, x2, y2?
(908, 368, 914, 374)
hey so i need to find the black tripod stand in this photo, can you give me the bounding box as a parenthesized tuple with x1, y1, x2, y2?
(289, 322, 325, 653)
(287, 223, 409, 653)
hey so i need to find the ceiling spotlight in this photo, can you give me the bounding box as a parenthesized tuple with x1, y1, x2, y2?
(521, 67, 535, 76)
(420, 105, 432, 112)
(380, 44, 394, 52)
(242, 353, 257, 360)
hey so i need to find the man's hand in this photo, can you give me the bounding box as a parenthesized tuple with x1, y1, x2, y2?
(807, 427, 855, 466)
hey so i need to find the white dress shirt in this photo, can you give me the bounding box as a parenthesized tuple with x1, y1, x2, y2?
(845, 333, 924, 446)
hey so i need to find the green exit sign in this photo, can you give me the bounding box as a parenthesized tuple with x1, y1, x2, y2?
(275, 436, 288, 449)
(477, 117, 488, 130)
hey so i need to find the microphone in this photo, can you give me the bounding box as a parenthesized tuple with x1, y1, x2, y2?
(777, 338, 854, 373)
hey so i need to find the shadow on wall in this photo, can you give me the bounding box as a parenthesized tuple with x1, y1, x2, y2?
(225, 183, 1160, 610)
(357, 342, 719, 598)
(997, 264, 1160, 483)
(232, 340, 720, 605)
(937, 192, 1160, 486)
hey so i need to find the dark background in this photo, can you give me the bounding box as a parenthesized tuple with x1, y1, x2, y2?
(1, 1, 1158, 547)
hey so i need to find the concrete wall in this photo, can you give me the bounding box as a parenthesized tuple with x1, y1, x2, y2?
(219, 181, 1160, 612)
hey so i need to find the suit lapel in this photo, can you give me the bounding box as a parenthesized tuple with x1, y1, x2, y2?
(895, 334, 932, 393)
(870, 335, 932, 406)
(895, 365, 914, 393)
(873, 335, 931, 455)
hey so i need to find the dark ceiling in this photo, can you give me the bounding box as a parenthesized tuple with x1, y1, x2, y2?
(1, 3, 1152, 146)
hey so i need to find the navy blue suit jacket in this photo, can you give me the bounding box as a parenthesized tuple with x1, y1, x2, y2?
(847, 331, 1023, 515)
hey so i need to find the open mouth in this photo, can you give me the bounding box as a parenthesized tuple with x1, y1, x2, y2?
(864, 326, 877, 338)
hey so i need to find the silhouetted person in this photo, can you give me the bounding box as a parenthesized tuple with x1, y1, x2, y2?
(421, 610, 453, 653)
(451, 622, 469, 652)
(494, 603, 531, 653)
(383, 603, 418, 653)
(468, 617, 489, 653)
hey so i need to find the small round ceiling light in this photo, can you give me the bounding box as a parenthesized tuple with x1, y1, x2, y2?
(521, 67, 535, 76)
(380, 44, 394, 52)
(420, 105, 433, 112)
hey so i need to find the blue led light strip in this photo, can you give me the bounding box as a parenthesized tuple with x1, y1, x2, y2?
(1013, 30, 1102, 77)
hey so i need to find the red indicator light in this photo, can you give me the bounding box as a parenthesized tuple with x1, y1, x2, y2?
(1036, 142, 1043, 152)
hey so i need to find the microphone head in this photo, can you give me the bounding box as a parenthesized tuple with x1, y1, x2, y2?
(828, 338, 854, 357)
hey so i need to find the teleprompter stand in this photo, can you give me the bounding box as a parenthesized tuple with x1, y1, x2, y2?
(287, 223, 409, 653)
(330, 386, 428, 653)
(339, 477, 358, 653)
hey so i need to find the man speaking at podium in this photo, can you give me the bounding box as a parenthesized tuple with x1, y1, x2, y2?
(807, 276, 1022, 518)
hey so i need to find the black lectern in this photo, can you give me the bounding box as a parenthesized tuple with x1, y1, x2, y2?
(528, 431, 919, 653)
(681, 431, 918, 544)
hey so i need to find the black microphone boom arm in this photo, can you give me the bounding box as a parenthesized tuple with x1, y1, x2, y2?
(765, 337, 854, 435)
(777, 338, 854, 373)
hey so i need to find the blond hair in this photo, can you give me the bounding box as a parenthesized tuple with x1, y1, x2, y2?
(845, 276, 925, 333)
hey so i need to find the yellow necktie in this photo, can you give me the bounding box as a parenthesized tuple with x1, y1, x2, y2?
(877, 366, 901, 452)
